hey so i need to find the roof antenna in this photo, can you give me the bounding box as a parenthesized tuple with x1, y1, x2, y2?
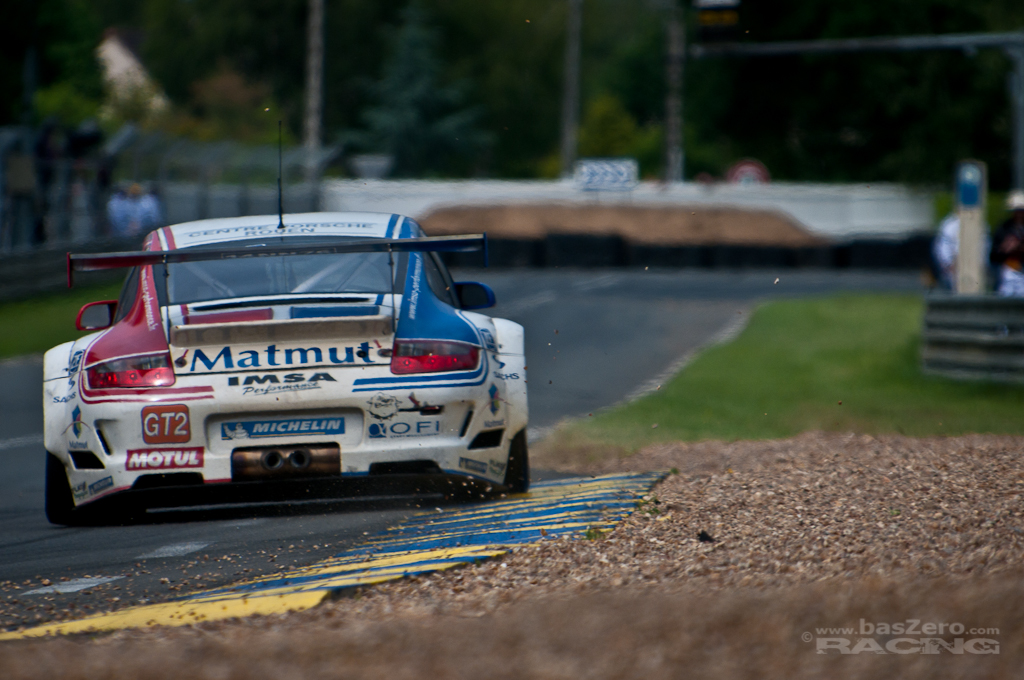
(277, 120, 285, 229)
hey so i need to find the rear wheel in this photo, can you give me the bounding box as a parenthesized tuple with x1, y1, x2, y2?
(503, 429, 530, 493)
(45, 453, 77, 525)
(45, 454, 137, 526)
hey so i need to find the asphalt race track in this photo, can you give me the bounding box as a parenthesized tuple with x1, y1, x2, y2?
(0, 269, 922, 630)
(3, 473, 663, 638)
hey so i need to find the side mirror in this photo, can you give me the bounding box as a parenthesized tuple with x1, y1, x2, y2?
(76, 300, 118, 331)
(455, 282, 496, 310)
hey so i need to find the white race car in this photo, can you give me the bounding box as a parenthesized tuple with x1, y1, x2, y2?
(44, 213, 528, 525)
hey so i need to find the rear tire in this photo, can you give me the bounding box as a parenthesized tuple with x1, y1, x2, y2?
(503, 429, 530, 493)
(45, 453, 77, 526)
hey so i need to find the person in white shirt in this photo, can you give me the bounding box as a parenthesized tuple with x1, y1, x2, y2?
(931, 212, 991, 291)
(107, 183, 162, 237)
(932, 213, 960, 290)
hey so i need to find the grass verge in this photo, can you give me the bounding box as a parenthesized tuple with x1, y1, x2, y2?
(536, 294, 1024, 464)
(0, 283, 122, 360)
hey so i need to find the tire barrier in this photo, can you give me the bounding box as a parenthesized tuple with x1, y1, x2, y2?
(0, 473, 662, 639)
(544, 234, 627, 268)
(921, 295, 1024, 383)
(847, 235, 932, 270)
(441, 233, 933, 271)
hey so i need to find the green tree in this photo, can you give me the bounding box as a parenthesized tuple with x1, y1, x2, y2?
(577, 94, 663, 177)
(0, 0, 103, 125)
(19, 0, 1024, 183)
(160, 65, 288, 144)
(362, 4, 490, 176)
(685, 0, 1024, 187)
(94, 0, 397, 145)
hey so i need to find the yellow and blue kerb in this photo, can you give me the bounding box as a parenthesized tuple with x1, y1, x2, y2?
(0, 472, 662, 639)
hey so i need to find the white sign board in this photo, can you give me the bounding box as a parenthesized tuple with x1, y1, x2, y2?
(574, 158, 639, 192)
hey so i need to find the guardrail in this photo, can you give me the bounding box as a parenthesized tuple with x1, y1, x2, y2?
(0, 237, 143, 301)
(922, 295, 1024, 383)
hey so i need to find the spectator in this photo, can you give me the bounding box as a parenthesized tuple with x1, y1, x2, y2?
(932, 213, 960, 290)
(931, 212, 991, 291)
(990, 191, 1024, 297)
(137, 186, 162, 228)
(106, 186, 128, 234)
(107, 183, 162, 237)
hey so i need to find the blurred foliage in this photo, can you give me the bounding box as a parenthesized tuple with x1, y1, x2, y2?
(101, 83, 164, 131)
(33, 81, 101, 126)
(3, 0, 1023, 182)
(576, 94, 663, 177)
(358, 5, 491, 176)
(160, 66, 291, 145)
(694, 0, 1024, 188)
(1, 0, 103, 125)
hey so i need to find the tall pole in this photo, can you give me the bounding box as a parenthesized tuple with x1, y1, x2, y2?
(1008, 46, 1024, 190)
(560, 0, 583, 178)
(23, 6, 38, 127)
(304, 0, 324, 179)
(665, 1, 684, 182)
(22, 47, 37, 127)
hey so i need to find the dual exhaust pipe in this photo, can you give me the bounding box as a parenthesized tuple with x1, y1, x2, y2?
(260, 448, 311, 471)
(231, 444, 340, 481)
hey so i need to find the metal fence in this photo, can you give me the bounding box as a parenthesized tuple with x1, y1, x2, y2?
(0, 123, 339, 255)
(921, 295, 1024, 383)
(0, 124, 106, 251)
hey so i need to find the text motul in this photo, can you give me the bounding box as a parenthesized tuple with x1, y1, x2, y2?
(126, 447, 204, 470)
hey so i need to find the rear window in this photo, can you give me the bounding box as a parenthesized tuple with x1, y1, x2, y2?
(162, 238, 406, 305)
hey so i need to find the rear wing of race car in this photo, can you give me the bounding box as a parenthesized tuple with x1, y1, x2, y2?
(66, 233, 487, 287)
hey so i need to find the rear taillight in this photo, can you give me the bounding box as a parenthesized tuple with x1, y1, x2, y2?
(86, 353, 176, 389)
(390, 340, 480, 374)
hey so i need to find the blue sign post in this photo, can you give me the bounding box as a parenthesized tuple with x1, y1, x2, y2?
(957, 162, 984, 208)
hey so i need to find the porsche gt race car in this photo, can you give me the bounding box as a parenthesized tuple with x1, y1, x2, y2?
(43, 212, 528, 525)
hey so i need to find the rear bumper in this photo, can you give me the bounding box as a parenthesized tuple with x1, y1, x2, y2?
(46, 342, 527, 510)
(77, 469, 503, 516)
